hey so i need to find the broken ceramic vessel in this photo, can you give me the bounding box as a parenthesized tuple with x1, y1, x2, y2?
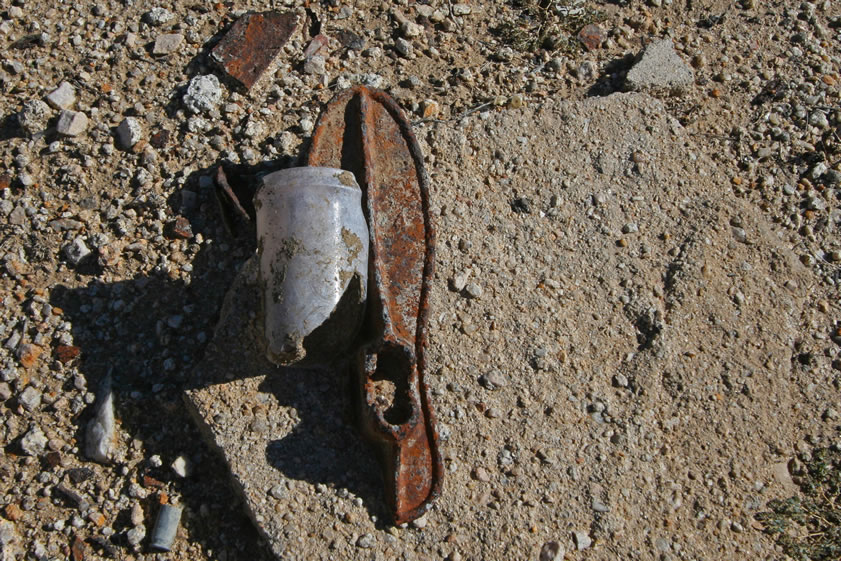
(255, 167, 368, 366)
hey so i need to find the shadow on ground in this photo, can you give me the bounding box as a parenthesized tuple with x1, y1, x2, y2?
(49, 158, 386, 556)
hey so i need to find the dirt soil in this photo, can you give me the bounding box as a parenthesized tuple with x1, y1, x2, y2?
(1, 1, 840, 561)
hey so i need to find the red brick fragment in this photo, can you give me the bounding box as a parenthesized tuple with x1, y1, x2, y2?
(71, 536, 86, 561)
(167, 216, 193, 239)
(211, 11, 297, 90)
(17, 343, 43, 369)
(55, 345, 81, 364)
(577, 24, 605, 51)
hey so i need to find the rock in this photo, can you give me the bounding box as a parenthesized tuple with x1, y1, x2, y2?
(577, 24, 606, 51)
(464, 282, 483, 298)
(152, 33, 183, 55)
(356, 534, 375, 548)
(16, 344, 42, 369)
(18, 386, 41, 411)
(126, 525, 146, 547)
(210, 11, 297, 90)
(46, 81, 76, 109)
(171, 455, 190, 478)
(116, 117, 143, 150)
(395, 38, 413, 58)
(85, 375, 116, 463)
(130, 504, 144, 526)
(625, 39, 695, 94)
(452, 3, 472, 15)
(0, 383, 10, 401)
(572, 530, 592, 550)
(63, 237, 91, 265)
(183, 74, 222, 114)
(479, 370, 508, 389)
(18, 100, 51, 137)
(303, 55, 326, 75)
(56, 110, 88, 136)
(144, 8, 174, 26)
(20, 426, 48, 456)
(539, 541, 565, 561)
(0, 520, 22, 560)
(401, 21, 423, 38)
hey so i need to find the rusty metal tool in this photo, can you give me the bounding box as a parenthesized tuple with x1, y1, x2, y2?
(308, 86, 442, 525)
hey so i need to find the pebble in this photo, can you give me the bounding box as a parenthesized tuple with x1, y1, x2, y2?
(63, 237, 92, 265)
(56, 110, 88, 136)
(184, 74, 223, 114)
(19, 386, 42, 411)
(144, 8, 174, 26)
(471, 466, 491, 482)
(303, 55, 326, 75)
(21, 426, 48, 456)
(401, 21, 424, 39)
(613, 373, 629, 387)
(126, 524, 146, 547)
(539, 541, 565, 561)
(357, 533, 375, 548)
(573, 531, 592, 550)
(153, 33, 183, 56)
(85, 375, 115, 463)
(452, 3, 472, 15)
(0, 382, 10, 401)
(622, 222, 639, 234)
(130, 504, 144, 526)
(171, 455, 190, 478)
(479, 370, 508, 389)
(395, 38, 413, 58)
(464, 282, 483, 299)
(46, 81, 76, 110)
(18, 100, 51, 137)
(116, 117, 143, 150)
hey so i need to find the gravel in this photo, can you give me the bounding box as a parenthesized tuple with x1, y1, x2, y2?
(0, 1, 839, 560)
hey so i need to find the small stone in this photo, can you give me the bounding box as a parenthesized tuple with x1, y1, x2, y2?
(184, 74, 223, 114)
(116, 117, 143, 150)
(171, 455, 190, 478)
(471, 466, 491, 482)
(0, 382, 11, 401)
(622, 222, 639, 234)
(126, 524, 146, 546)
(464, 282, 483, 298)
(421, 99, 439, 119)
(269, 484, 287, 499)
(0, 520, 20, 549)
(166, 216, 193, 239)
(539, 541, 565, 561)
(625, 39, 695, 94)
(46, 81, 76, 109)
(451, 271, 470, 291)
(303, 54, 326, 75)
(144, 8, 174, 26)
(56, 110, 88, 136)
(452, 3, 472, 15)
(613, 373, 629, 387)
(153, 33, 183, 55)
(479, 370, 508, 389)
(3, 504, 22, 522)
(411, 513, 428, 529)
(395, 38, 413, 58)
(731, 227, 748, 243)
(401, 21, 423, 38)
(357, 533, 375, 548)
(18, 100, 51, 137)
(63, 237, 92, 265)
(17, 344, 43, 369)
(20, 426, 48, 456)
(85, 375, 116, 463)
(577, 24, 606, 51)
(130, 504, 144, 526)
(19, 386, 42, 411)
(573, 530, 592, 550)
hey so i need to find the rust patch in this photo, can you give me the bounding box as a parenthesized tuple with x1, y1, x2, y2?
(211, 11, 297, 90)
(308, 86, 441, 526)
